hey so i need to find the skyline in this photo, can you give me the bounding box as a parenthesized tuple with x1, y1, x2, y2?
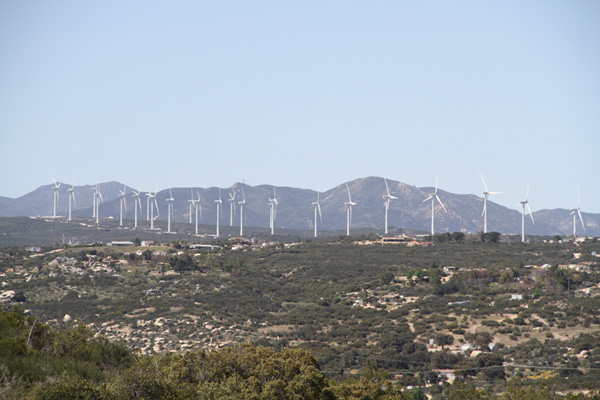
(1, 1, 599, 213)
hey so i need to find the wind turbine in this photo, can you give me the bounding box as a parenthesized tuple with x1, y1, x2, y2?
(312, 192, 323, 238)
(147, 188, 159, 230)
(383, 178, 398, 235)
(52, 178, 61, 218)
(422, 174, 447, 236)
(132, 188, 143, 229)
(344, 183, 357, 236)
(570, 190, 585, 239)
(518, 184, 535, 242)
(193, 191, 202, 235)
(268, 187, 278, 235)
(238, 188, 246, 236)
(166, 188, 174, 233)
(94, 184, 103, 224)
(215, 188, 223, 237)
(67, 183, 76, 222)
(118, 186, 127, 227)
(479, 172, 502, 233)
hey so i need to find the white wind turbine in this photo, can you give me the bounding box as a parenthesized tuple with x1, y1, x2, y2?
(479, 172, 502, 233)
(166, 188, 174, 233)
(193, 191, 202, 235)
(147, 188, 159, 230)
(67, 183, 76, 222)
(228, 191, 237, 227)
(422, 174, 447, 236)
(118, 185, 127, 227)
(383, 178, 398, 235)
(518, 184, 535, 243)
(52, 178, 61, 218)
(312, 192, 323, 238)
(94, 184, 103, 224)
(132, 188, 143, 229)
(268, 187, 278, 235)
(344, 183, 357, 236)
(238, 188, 246, 236)
(215, 188, 223, 237)
(570, 190, 585, 239)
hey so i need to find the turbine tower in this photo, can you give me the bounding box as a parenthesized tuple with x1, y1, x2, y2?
(118, 186, 127, 227)
(92, 186, 97, 218)
(94, 185, 103, 224)
(344, 183, 357, 236)
(268, 187, 278, 235)
(570, 190, 585, 239)
(422, 174, 447, 236)
(312, 192, 323, 238)
(193, 191, 202, 235)
(147, 188, 159, 230)
(188, 189, 195, 224)
(166, 188, 174, 233)
(238, 188, 246, 236)
(383, 178, 398, 235)
(132, 188, 143, 229)
(215, 188, 223, 237)
(519, 184, 535, 242)
(479, 172, 502, 233)
(146, 191, 151, 221)
(52, 179, 61, 218)
(228, 191, 237, 227)
(67, 183, 76, 222)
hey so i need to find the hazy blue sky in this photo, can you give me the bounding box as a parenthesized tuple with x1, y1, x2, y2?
(1, 1, 599, 213)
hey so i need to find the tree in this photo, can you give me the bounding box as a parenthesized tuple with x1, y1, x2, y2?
(481, 232, 501, 243)
(435, 333, 454, 349)
(476, 353, 505, 381)
(451, 232, 465, 242)
(465, 332, 494, 349)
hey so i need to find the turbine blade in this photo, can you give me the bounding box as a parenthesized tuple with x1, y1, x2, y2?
(478, 171, 489, 192)
(578, 210, 585, 230)
(384, 178, 391, 196)
(154, 199, 159, 217)
(436, 194, 447, 213)
(318, 204, 322, 223)
(423, 195, 433, 203)
(526, 204, 535, 225)
(481, 200, 486, 217)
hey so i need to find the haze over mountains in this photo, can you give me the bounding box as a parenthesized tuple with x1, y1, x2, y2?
(1, 177, 598, 236)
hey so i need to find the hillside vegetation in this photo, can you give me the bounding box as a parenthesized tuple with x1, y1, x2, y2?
(1, 235, 600, 398)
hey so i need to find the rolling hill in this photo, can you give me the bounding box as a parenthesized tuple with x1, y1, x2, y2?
(0, 177, 598, 236)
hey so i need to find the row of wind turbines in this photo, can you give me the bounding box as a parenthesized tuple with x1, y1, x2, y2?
(50, 173, 587, 241)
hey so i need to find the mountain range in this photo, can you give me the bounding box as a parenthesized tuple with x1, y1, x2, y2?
(1, 177, 598, 236)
